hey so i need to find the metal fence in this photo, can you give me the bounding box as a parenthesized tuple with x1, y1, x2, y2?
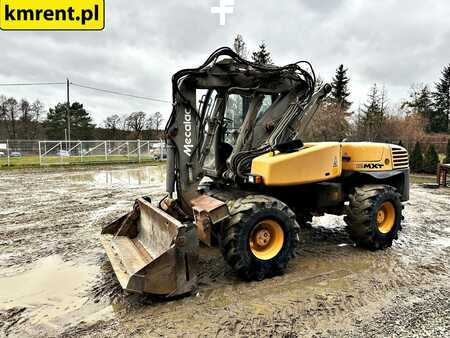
(0, 139, 166, 167)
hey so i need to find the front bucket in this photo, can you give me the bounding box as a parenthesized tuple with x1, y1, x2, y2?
(100, 198, 198, 296)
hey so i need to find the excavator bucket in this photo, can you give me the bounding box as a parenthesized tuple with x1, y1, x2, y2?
(100, 198, 198, 296)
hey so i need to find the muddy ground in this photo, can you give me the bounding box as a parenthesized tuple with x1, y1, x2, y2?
(0, 164, 449, 337)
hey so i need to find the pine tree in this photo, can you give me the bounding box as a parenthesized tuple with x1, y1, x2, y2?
(331, 64, 351, 110)
(410, 141, 424, 172)
(423, 144, 439, 174)
(46, 102, 95, 140)
(233, 34, 248, 58)
(445, 139, 450, 163)
(379, 85, 388, 116)
(404, 84, 434, 132)
(432, 64, 450, 133)
(359, 84, 385, 141)
(252, 42, 272, 65)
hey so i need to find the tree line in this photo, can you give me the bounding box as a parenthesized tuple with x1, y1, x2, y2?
(234, 34, 450, 172)
(235, 34, 449, 141)
(1, 34, 449, 156)
(0, 95, 165, 140)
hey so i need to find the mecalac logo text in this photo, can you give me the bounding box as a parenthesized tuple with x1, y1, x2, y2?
(183, 109, 193, 156)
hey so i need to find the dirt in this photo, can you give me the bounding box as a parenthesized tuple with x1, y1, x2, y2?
(0, 164, 449, 337)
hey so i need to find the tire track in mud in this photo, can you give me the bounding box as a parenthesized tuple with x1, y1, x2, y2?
(1, 166, 449, 337)
(0, 166, 166, 278)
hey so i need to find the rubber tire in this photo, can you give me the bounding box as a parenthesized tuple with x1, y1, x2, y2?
(344, 185, 403, 251)
(222, 195, 300, 281)
(292, 208, 313, 229)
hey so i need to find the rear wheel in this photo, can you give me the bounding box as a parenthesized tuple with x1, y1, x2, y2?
(222, 195, 300, 280)
(344, 185, 403, 250)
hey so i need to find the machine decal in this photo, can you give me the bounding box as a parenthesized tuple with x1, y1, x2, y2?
(183, 108, 193, 156)
(356, 163, 384, 169)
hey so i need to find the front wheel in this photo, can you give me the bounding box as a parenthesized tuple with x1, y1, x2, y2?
(344, 185, 403, 250)
(222, 195, 300, 280)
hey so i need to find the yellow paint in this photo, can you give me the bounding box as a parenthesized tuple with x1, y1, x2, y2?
(376, 201, 396, 234)
(250, 219, 284, 260)
(251, 142, 342, 186)
(342, 142, 394, 172)
(250, 142, 409, 186)
(0, 0, 104, 30)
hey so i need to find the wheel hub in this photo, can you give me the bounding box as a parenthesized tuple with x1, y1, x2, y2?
(249, 219, 285, 260)
(376, 201, 396, 234)
(377, 209, 386, 224)
(255, 229, 271, 246)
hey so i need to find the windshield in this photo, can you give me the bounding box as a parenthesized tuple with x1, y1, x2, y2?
(224, 94, 272, 146)
(224, 94, 243, 145)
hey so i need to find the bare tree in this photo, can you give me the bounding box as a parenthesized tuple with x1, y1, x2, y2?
(0, 95, 7, 121)
(19, 99, 31, 122)
(30, 100, 44, 138)
(126, 111, 147, 138)
(104, 114, 122, 139)
(152, 111, 164, 131)
(233, 34, 248, 58)
(104, 114, 121, 130)
(120, 113, 129, 131)
(31, 100, 44, 122)
(2, 97, 19, 139)
(305, 102, 351, 141)
(146, 115, 155, 130)
(0, 96, 7, 138)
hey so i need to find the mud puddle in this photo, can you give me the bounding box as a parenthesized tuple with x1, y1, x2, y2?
(67, 165, 165, 187)
(0, 255, 114, 336)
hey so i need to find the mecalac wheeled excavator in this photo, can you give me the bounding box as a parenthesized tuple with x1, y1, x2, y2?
(101, 47, 409, 296)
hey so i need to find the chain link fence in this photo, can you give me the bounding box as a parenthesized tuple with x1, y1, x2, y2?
(0, 139, 166, 167)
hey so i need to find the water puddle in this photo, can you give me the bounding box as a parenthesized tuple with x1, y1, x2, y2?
(0, 255, 113, 334)
(69, 165, 165, 187)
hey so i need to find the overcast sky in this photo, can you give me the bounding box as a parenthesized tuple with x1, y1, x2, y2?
(1, 0, 449, 125)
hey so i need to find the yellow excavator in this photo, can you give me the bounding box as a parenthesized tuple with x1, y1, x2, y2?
(101, 47, 409, 296)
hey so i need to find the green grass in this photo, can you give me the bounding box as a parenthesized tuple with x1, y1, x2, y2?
(410, 173, 436, 184)
(0, 155, 159, 169)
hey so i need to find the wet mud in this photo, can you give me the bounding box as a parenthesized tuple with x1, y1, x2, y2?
(0, 165, 449, 337)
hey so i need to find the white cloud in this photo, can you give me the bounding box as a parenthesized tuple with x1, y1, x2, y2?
(1, 0, 449, 124)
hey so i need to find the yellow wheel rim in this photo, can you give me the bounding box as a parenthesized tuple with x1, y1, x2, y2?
(376, 201, 396, 234)
(249, 219, 284, 260)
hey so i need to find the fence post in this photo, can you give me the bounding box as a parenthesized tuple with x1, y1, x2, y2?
(6, 139, 10, 166)
(60, 142, 63, 164)
(105, 141, 108, 161)
(127, 141, 130, 161)
(138, 139, 141, 163)
(38, 141, 42, 166)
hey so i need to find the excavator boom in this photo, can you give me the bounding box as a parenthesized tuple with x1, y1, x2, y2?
(101, 47, 328, 296)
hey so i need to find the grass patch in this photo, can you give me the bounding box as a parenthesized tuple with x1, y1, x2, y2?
(0, 155, 159, 170)
(410, 173, 436, 184)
